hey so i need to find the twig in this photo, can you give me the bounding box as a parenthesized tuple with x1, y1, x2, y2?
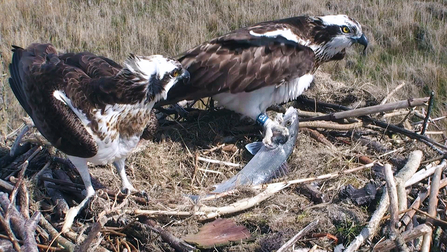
(0, 178, 13, 192)
(395, 150, 423, 213)
(399, 178, 447, 227)
(19, 182, 30, 219)
(299, 120, 363, 130)
(412, 208, 447, 226)
(76, 216, 107, 252)
(144, 219, 196, 252)
(380, 82, 406, 105)
(300, 97, 429, 122)
(421, 165, 443, 252)
(9, 124, 31, 157)
(39, 217, 75, 252)
(22, 212, 40, 252)
(0, 212, 21, 251)
(384, 164, 408, 251)
(197, 156, 242, 167)
(420, 91, 435, 135)
(277, 220, 319, 252)
(405, 160, 447, 188)
(373, 224, 432, 251)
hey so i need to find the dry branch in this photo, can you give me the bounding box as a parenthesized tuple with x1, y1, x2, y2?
(373, 224, 432, 251)
(301, 97, 429, 122)
(299, 120, 363, 130)
(399, 178, 447, 227)
(421, 165, 443, 252)
(395, 150, 423, 213)
(384, 164, 408, 251)
(144, 219, 196, 252)
(380, 82, 406, 105)
(277, 220, 319, 252)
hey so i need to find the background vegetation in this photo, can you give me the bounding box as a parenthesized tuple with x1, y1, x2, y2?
(0, 0, 446, 137)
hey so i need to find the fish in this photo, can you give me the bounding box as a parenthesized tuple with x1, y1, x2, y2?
(212, 106, 299, 193)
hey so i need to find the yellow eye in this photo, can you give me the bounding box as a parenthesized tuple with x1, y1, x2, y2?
(172, 70, 180, 77)
(342, 26, 350, 33)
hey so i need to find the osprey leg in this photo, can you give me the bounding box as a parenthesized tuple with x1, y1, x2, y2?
(257, 113, 289, 147)
(113, 158, 136, 194)
(62, 156, 96, 232)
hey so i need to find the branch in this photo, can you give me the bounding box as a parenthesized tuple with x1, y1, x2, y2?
(300, 97, 429, 122)
(421, 165, 443, 252)
(373, 224, 432, 251)
(277, 220, 319, 252)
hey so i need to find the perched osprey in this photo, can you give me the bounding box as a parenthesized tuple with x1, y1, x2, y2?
(159, 15, 368, 146)
(9, 43, 189, 231)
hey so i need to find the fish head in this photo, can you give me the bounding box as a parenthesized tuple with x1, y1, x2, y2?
(281, 107, 299, 138)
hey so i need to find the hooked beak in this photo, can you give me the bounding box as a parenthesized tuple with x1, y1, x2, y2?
(353, 34, 368, 54)
(179, 69, 190, 85)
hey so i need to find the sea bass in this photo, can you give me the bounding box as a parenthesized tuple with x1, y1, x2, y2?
(212, 107, 299, 193)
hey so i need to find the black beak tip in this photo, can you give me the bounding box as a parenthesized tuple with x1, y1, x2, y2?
(357, 34, 368, 55)
(182, 70, 190, 85)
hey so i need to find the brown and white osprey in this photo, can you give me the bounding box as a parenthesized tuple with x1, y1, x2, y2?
(159, 15, 368, 146)
(9, 43, 189, 231)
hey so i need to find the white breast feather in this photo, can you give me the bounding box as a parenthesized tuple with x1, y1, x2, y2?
(214, 74, 314, 120)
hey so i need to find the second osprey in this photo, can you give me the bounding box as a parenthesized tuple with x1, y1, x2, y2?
(160, 15, 368, 146)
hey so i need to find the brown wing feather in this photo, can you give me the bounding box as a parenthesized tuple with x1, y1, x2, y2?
(160, 17, 315, 105)
(9, 44, 98, 158)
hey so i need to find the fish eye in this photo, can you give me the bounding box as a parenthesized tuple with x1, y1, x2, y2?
(285, 120, 292, 127)
(342, 26, 350, 33)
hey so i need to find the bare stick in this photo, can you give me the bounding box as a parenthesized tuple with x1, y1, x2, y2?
(421, 165, 443, 252)
(22, 212, 40, 252)
(299, 120, 363, 130)
(39, 217, 75, 252)
(373, 224, 432, 251)
(400, 178, 447, 227)
(384, 164, 408, 251)
(144, 219, 196, 252)
(380, 82, 406, 105)
(19, 182, 30, 219)
(345, 187, 389, 252)
(76, 216, 107, 252)
(395, 150, 423, 212)
(0, 178, 13, 192)
(405, 160, 447, 188)
(9, 124, 31, 157)
(301, 97, 429, 122)
(277, 220, 319, 252)
(197, 156, 242, 167)
(420, 91, 435, 135)
(0, 213, 21, 251)
(412, 208, 447, 226)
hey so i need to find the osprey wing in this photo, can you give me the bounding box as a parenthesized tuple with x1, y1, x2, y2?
(9, 44, 98, 158)
(163, 21, 315, 104)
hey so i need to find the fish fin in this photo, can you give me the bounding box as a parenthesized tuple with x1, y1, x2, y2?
(273, 162, 289, 179)
(245, 142, 263, 155)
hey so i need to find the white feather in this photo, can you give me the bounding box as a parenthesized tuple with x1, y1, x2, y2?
(249, 29, 311, 46)
(214, 74, 314, 119)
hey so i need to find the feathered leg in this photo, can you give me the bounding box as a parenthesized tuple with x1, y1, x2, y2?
(113, 158, 136, 194)
(62, 156, 95, 232)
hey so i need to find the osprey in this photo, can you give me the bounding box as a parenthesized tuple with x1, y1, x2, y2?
(9, 43, 190, 231)
(159, 15, 368, 146)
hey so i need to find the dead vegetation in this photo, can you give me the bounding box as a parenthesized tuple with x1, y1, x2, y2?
(1, 0, 447, 251)
(1, 72, 447, 251)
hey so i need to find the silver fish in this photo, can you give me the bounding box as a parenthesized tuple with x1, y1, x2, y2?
(212, 107, 299, 193)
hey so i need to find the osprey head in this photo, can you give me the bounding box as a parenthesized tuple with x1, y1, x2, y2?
(124, 54, 190, 102)
(311, 15, 368, 62)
